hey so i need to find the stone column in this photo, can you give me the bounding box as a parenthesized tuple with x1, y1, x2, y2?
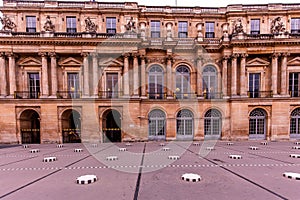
(0, 53, 7, 97)
(7, 52, 16, 97)
(140, 55, 146, 98)
(39, 52, 49, 97)
(240, 53, 248, 97)
(231, 53, 238, 97)
(271, 53, 280, 96)
(281, 53, 289, 96)
(133, 53, 139, 97)
(123, 53, 129, 97)
(92, 54, 98, 97)
(222, 56, 229, 98)
(49, 52, 57, 97)
(196, 57, 203, 98)
(166, 56, 173, 98)
(82, 53, 89, 97)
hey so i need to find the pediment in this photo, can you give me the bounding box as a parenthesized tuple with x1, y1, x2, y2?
(287, 57, 300, 66)
(246, 58, 270, 66)
(99, 57, 123, 66)
(18, 57, 41, 66)
(58, 57, 82, 66)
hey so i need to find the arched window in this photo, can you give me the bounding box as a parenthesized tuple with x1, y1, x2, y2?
(175, 66, 190, 99)
(148, 65, 164, 99)
(290, 108, 300, 138)
(148, 109, 166, 140)
(249, 108, 266, 139)
(204, 109, 222, 138)
(203, 65, 218, 99)
(177, 109, 193, 139)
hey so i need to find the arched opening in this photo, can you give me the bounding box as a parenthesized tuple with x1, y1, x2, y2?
(290, 108, 300, 139)
(148, 65, 164, 99)
(249, 108, 267, 139)
(203, 65, 218, 99)
(102, 109, 121, 143)
(176, 109, 193, 140)
(175, 65, 190, 99)
(148, 109, 166, 140)
(61, 109, 81, 143)
(204, 109, 222, 139)
(20, 110, 40, 144)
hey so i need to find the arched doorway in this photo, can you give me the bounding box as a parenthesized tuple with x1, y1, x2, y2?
(176, 109, 193, 140)
(204, 109, 222, 139)
(249, 108, 267, 140)
(103, 109, 121, 142)
(20, 110, 40, 144)
(290, 108, 300, 139)
(61, 109, 81, 143)
(148, 109, 166, 140)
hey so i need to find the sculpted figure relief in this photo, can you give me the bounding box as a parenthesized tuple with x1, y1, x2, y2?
(43, 16, 55, 32)
(84, 17, 97, 33)
(233, 18, 244, 34)
(271, 17, 285, 34)
(0, 15, 16, 31)
(125, 17, 136, 32)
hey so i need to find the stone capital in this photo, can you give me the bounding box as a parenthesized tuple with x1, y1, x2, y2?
(48, 52, 56, 57)
(0, 52, 6, 58)
(123, 53, 130, 58)
(81, 52, 89, 57)
(38, 52, 48, 57)
(282, 52, 290, 57)
(240, 53, 248, 58)
(231, 53, 239, 59)
(5, 52, 15, 57)
(223, 55, 230, 60)
(271, 53, 281, 58)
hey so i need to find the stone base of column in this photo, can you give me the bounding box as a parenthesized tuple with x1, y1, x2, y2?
(82, 95, 92, 98)
(40, 95, 50, 98)
(278, 94, 290, 98)
(7, 95, 14, 99)
(48, 95, 57, 98)
(230, 95, 240, 99)
(272, 94, 281, 98)
(0, 95, 6, 98)
(122, 95, 130, 99)
(167, 96, 174, 99)
(140, 95, 147, 99)
(197, 96, 204, 100)
(240, 95, 248, 98)
(222, 96, 230, 99)
(131, 95, 140, 99)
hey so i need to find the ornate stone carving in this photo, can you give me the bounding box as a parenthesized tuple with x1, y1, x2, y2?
(233, 18, 244, 34)
(84, 17, 97, 33)
(43, 16, 55, 32)
(270, 17, 285, 34)
(125, 17, 136, 32)
(0, 15, 16, 31)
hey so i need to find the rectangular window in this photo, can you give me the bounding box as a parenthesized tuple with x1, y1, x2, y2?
(289, 73, 300, 97)
(106, 17, 116, 34)
(250, 19, 260, 34)
(66, 17, 77, 33)
(178, 21, 188, 38)
(205, 22, 215, 38)
(26, 16, 36, 32)
(67, 73, 80, 98)
(28, 73, 40, 99)
(249, 73, 260, 98)
(151, 21, 160, 38)
(291, 18, 300, 34)
(106, 73, 118, 98)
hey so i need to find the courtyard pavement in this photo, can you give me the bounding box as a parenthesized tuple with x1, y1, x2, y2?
(0, 141, 299, 200)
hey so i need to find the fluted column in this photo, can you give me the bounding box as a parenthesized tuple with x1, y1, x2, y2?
(92, 54, 98, 96)
(271, 53, 280, 96)
(39, 52, 49, 97)
(7, 52, 16, 97)
(133, 54, 139, 97)
(222, 56, 229, 98)
(49, 52, 57, 97)
(196, 57, 203, 98)
(231, 53, 238, 97)
(240, 53, 248, 97)
(281, 53, 289, 96)
(82, 53, 89, 97)
(123, 53, 129, 97)
(0, 53, 7, 97)
(140, 55, 146, 98)
(167, 56, 173, 98)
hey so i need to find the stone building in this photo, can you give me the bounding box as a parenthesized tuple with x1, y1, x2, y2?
(0, 0, 300, 144)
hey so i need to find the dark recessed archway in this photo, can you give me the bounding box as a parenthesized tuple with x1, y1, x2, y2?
(20, 109, 40, 144)
(102, 109, 121, 143)
(61, 109, 81, 143)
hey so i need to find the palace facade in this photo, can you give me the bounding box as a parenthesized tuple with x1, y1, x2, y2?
(1, 0, 300, 144)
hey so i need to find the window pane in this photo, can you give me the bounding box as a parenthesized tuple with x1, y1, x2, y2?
(291, 18, 300, 33)
(151, 21, 160, 38)
(106, 17, 116, 34)
(251, 19, 260, 34)
(67, 73, 79, 98)
(66, 17, 77, 33)
(178, 21, 188, 38)
(205, 22, 215, 38)
(26, 16, 36, 32)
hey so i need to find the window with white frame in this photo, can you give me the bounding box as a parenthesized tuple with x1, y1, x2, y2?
(28, 73, 40, 98)
(66, 17, 77, 33)
(26, 16, 36, 32)
(291, 18, 300, 34)
(289, 72, 300, 97)
(205, 22, 215, 38)
(250, 19, 260, 34)
(151, 21, 161, 38)
(178, 21, 188, 38)
(106, 17, 116, 34)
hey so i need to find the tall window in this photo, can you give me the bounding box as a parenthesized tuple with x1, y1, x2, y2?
(290, 108, 300, 138)
(28, 73, 40, 99)
(204, 109, 222, 138)
(148, 110, 166, 140)
(26, 16, 36, 32)
(177, 109, 193, 139)
(289, 73, 300, 97)
(203, 66, 218, 99)
(106, 73, 118, 98)
(205, 22, 215, 38)
(249, 73, 260, 98)
(106, 17, 116, 34)
(175, 66, 190, 99)
(151, 21, 160, 38)
(249, 108, 266, 139)
(250, 19, 260, 34)
(67, 73, 80, 98)
(148, 65, 164, 99)
(66, 17, 77, 33)
(291, 18, 300, 34)
(178, 21, 188, 38)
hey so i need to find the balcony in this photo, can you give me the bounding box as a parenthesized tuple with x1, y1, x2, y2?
(247, 91, 273, 98)
(14, 91, 40, 99)
(56, 91, 82, 99)
(289, 91, 300, 97)
(174, 92, 197, 99)
(147, 92, 166, 100)
(203, 92, 223, 99)
(98, 91, 123, 99)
